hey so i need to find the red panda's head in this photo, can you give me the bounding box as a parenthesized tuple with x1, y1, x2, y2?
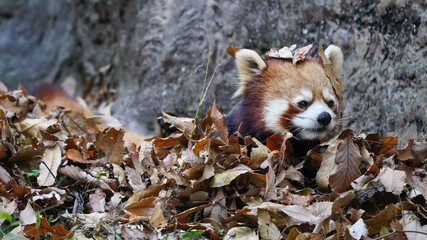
(232, 44, 344, 141)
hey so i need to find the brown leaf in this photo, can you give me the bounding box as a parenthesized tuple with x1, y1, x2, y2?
(318, 43, 343, 104)
(58, 165, 95, 181)
(126, 185, 166, 205)
(207, 101, 228, 143)
(60, 110, 99, 136)
(365, 203, 401, 234)
(161, 111, 194, 134)
(295, 233, 324, 240)
(112, 163, 127, 187)
(329, 136, 362, 193)
(264, 152, 277, 201)
(248, 137, 270, 169)
(193, 135, 209, 155)
(175, 203, 214, 220)
(95, 127, 125, 165)
(316, 138, 340, 191)
(258, 209, 281, 240)
(332, 191, 356, 213)
(23, 218, 73, 240)
(149, 203, 165, 227)
(125, 166, 145, 192)
(65, 148, 92, 163)
(14, 118, 56, 139)
(89, 188, 106, 212)
(397, 139, 414, 161)
(125, 197, 156, 216)
(210, 164, 252, 188)
(205, 189, 228, 224)
(292, 44, 314, 65)
(379, 136, 398, 155)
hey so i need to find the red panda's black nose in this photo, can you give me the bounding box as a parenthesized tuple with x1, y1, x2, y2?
(317, 112, 332, 126)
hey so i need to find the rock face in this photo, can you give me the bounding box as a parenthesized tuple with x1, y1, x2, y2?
(0, 0, 425, 143)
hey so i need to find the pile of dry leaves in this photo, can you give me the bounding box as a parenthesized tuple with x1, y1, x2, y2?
(0, 84, 426, 239)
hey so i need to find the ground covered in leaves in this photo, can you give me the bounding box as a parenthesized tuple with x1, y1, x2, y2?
(0, 84, 426, 240)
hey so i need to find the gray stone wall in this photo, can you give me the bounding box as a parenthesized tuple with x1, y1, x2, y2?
(0, 0, 425, 144)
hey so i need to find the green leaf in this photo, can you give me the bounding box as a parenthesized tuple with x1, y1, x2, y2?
(0, 211, 13, 223)
(27, 169, 40, 177)
(179, 229, 205, 240)
(36, 212, 41, 229)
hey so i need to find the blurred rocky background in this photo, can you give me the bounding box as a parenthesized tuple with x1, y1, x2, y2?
(0, 0, 425, 144)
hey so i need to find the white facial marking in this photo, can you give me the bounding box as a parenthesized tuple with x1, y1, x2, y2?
(292, 100, 336, 140)
(323, 88, 338, 107)
(301, 88, 313, 102)
(263, 98, 289, 133)
(292, 88, 313, 105)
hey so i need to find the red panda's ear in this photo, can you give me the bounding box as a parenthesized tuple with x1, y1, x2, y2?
(233, 49, 266, 97)
(324, 45, 344, 80)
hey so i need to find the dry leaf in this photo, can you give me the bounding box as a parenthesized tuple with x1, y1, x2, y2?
(332, 191, 356, 213)
(329, 136, 362, 193)
(397, 139, 414, 160)
(365, 203, 401, 234)
(208, 101, 229, 143)
(210, 164, 253, 188)
(379, 136, 398, 155)
(149, 203, 165, 227)
(37, 144, 61, 187)
(295, 233, 324, 240)
(0, 197, 17, 225)
(379, 167, 406, 195)
(267, 46, 293, 59)
(224, 227, 258, 240)
(112, 163, 127, 187)
(248, 137, 270, 169)
(89, 188, 106, 212)
(161, 111, 194, 134)
(124, 197, 156, 217)
(95, 127, 125, 165)
(292, 44, 314, 65)
(347, 218, 368, 240)
(264, 152, 277, 201)
(316, 138, 340, 190)
(193, 135, 209, 155)
(175, 203, 213, 220)
(14, 118, 56, 139)
(65, 148, 92, 163)
(60, 110, 99, 136)
(318, 43, 343, 103)
(19, 202, 37, 225)
(125, 166, 145, 192)
(23, 217, 74, 240)
(258, 209, 281, 240)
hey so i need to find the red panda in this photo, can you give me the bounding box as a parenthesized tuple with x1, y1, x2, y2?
(226, 44, 344, 156)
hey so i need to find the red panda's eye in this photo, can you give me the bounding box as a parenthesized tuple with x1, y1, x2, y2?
(327, 100, 335, 108)
(297, 100, 309, 109)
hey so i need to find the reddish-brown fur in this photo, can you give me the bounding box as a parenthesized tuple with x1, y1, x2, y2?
(227, 55, 338, 145)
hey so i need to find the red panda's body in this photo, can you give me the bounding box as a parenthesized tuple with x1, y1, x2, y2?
(226, 44, 344, 156)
